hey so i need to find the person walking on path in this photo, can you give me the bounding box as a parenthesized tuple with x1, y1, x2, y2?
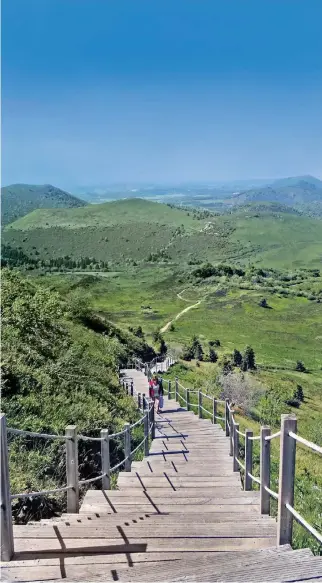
(150, 374, 161, 414)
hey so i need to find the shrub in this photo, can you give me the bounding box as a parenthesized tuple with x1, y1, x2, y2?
(259, 298, 269, 308)
(295, 360, 307, 373)
(217, 372, 263, 412)
(208, 348, 218, 363)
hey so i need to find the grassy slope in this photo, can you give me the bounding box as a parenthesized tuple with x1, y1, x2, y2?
(4, 199, 322, 268)
(6, 198, 198, 230)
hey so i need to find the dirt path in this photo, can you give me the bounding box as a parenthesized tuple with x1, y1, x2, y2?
(176, 289, 193, 302)
(160, 289, 202, 333)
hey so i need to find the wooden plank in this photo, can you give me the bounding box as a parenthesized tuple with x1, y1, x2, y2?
(44, 512, 274, 524)
(13, 535, 277, 553)
(83, 490, 256, 501)
(13, 523, 276, 538)
(80, 504, 260, 514)
(0, 545, 293, 568)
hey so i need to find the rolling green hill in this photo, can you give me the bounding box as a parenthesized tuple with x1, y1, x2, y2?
(3, 198, 322, 269)
(5, 198, 199, 230)
(1, 183, 87, 226)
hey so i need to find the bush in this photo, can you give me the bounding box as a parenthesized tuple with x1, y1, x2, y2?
(217, 372, 263, 412)
(259, 298, 269, 308)
(295, 360, 307, 373)
(208, 348, 218, 363)
(209, 339, 220, 347)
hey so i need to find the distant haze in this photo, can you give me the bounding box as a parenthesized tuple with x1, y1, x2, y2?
(2, 0, 322, 186)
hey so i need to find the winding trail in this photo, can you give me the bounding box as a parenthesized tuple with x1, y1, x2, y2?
(160, 288, 202, 333)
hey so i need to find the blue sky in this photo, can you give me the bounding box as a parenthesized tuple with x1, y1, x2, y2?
(2, 0, 322, 188)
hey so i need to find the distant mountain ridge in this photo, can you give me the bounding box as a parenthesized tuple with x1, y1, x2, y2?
(1, 183, 87, 225)
(227, 177, 322, 213)
(270, 175, 322, 189)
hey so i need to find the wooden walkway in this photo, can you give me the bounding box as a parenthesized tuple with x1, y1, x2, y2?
(2, 369, 321, 582)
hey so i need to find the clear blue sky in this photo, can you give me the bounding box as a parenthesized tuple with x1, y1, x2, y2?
(2, 0, 322, 188)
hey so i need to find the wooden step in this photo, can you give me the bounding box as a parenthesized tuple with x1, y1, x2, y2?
(2, 547, 297, 582)
(80, 503, 261, 514)
(11, 534, 277, 554)
(14, 522, 277, 538)
(41, 512, 273, 524)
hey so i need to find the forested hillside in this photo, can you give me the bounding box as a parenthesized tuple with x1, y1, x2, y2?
(1, 184, 87, 226)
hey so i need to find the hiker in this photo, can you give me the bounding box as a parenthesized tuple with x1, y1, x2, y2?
(150, 374, 161, 414)
(148, 377, 155, 399)
(158, 376, 164, 413)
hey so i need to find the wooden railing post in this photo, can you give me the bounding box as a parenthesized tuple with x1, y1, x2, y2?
(124, 423, 131, 472)
(65, 425, 79, 513)
(150, 404, 155, 439)
(142, 393, 146, 411)
(277, 415, 297, 546)
(175, 377, 179, 402)
(212, 398, 217, 424)
(225, 398, 230, 436)
(229, 409, 233, 456)
(260, 426, 271, 514)
(0, 414, 14, 561)
(144, 413, 149, 456)
(130, 381, 134, 396)
(168, 380, 171, 399)
(101, 429, 110, 490)
(125, 382, 129, 394)
(198, 391, 202, 418)
(233, 423, 239, 471)
(186, 388, 190, 411)
(244, 429, 253, 491)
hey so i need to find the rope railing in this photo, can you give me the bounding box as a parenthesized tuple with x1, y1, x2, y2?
(289, 431, 322, 455)
(264, 485, 279, 500)
(78, 434, 105, 442)
(2, 352, 322, 563)
(265, 430, 281, 441)
(10, 485, 72, 500)
(234, 427, 246, 437)
(7, 427, 68, 441)
(235, 457, 246, 471)
(200, 392, 212, 400)
(79, 474, 107, 486)
(162, 374, 322, 550)
(1, 360, 158, 561)
(110, 457, 130, 474)
(286, 504, 322, 545)
(247, 472, 261, 486)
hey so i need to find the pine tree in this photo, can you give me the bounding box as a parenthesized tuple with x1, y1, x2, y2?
(242, 346, 256, 370)
(232, 349, 243, 367)
(194, 343, 204, 361)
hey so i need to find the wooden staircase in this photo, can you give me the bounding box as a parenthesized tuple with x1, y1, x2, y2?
(2, 369, 321, 582)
